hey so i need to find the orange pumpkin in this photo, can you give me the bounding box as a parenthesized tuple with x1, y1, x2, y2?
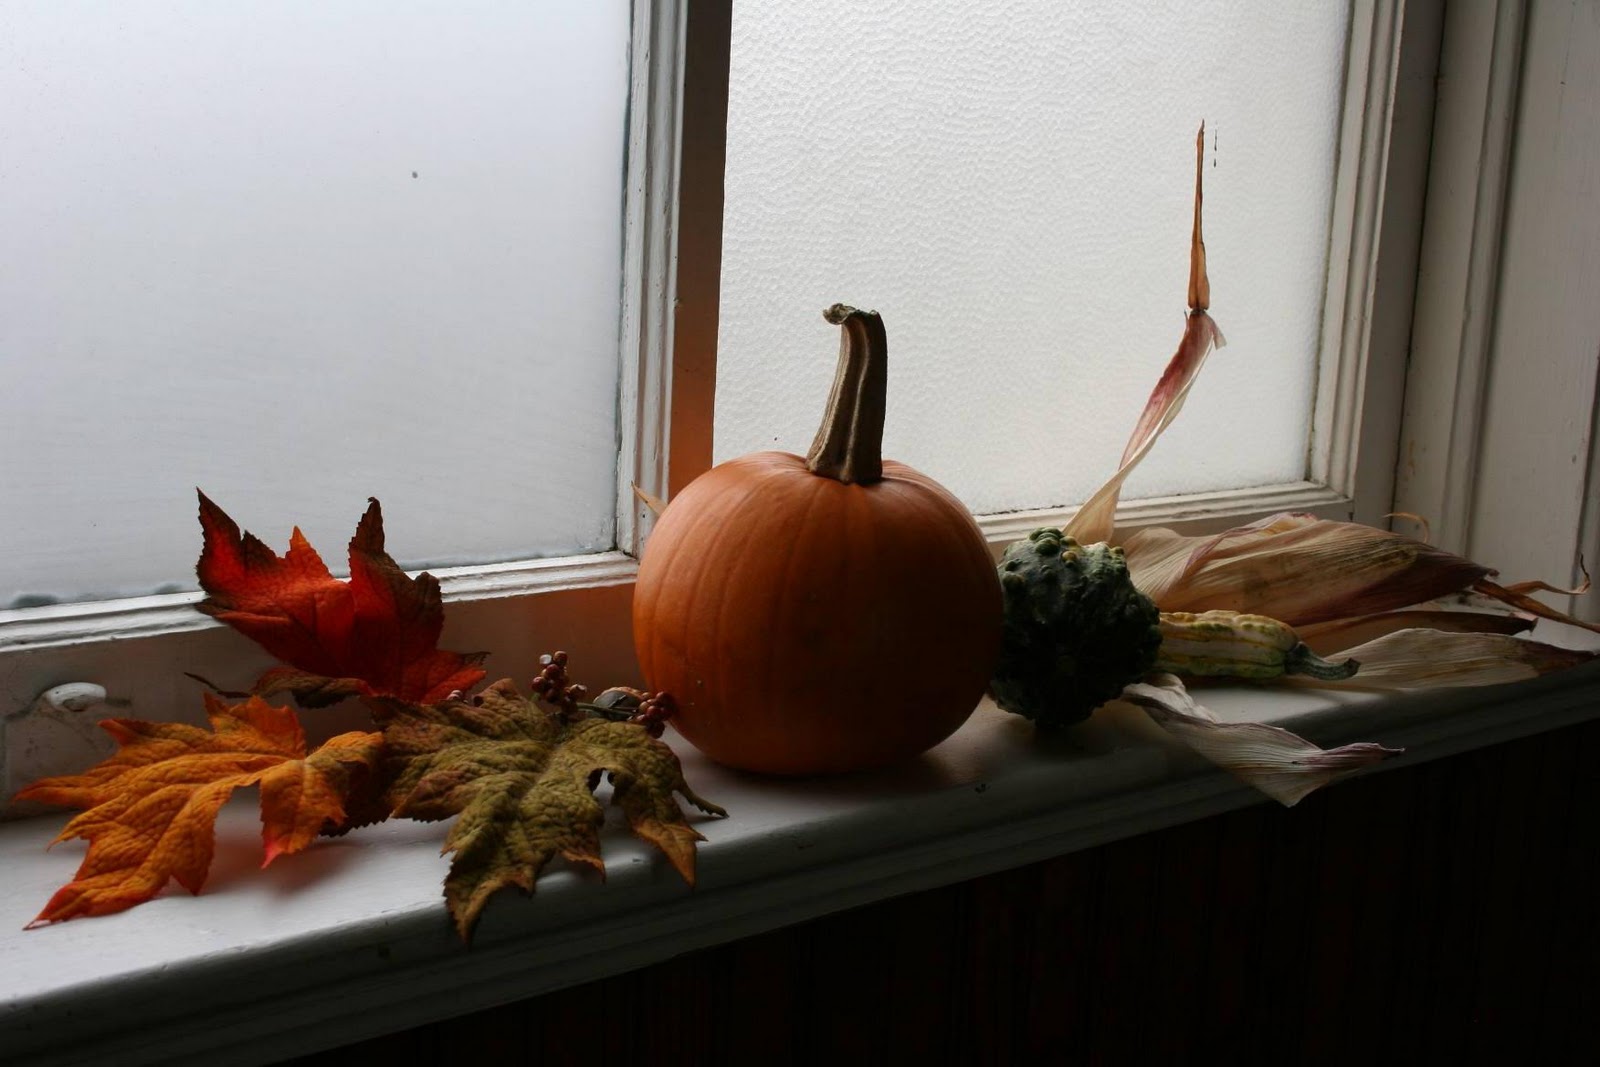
(633, 305, 1002, 775)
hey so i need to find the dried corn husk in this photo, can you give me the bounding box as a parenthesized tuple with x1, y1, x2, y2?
(633, 484, 668, 517)
(1122, 514, 1491, 625)
(1057, 126, 1594, 811)
(1497, 572, 1591, 598)
(1288, 629, 1596, 690)
(1297, 609, 1535, 656)
(1469, 578, 1600, 634)
(1121, 514, 1600, 635)
(1066, 124, 1225, 546)
(1119, 674, 1399, 806)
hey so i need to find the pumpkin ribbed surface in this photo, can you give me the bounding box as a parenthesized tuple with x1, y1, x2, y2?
(633, 451, 1001, 776)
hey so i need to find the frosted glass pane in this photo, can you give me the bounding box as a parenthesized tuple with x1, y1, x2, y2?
(716, 2, 1350, 515)
(0, 1, 628, 606)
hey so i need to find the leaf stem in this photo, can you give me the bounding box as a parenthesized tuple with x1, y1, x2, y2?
(575, 701, 635, 722)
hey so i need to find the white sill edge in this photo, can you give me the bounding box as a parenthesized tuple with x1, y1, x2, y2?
(2, 653, 1599, 1067)
(0, 552, 640, 653)
(0, 480, 1346, 654)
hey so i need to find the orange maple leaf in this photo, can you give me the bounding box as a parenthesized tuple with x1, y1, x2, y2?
(195, 492, 487, 705)
(16, 694, 384, 926)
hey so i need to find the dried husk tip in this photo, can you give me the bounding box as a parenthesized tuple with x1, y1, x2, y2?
(1066, 121, 1225, 545)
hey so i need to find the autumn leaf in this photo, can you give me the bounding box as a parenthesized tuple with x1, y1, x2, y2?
(373, 679, 726, 941)
(16, 694, 383, 925)
(196, 491, 487, 705)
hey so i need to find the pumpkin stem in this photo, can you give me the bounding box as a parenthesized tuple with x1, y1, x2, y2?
(806, 304, 886, 485)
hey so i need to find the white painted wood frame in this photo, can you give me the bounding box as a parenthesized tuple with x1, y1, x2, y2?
(1396, 0, 1600, 621)
(616, 0, 730, 560)
(1394, 0, 1529, 555)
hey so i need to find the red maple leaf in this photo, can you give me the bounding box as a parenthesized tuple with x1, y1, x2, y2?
(196, 492, 487, 705)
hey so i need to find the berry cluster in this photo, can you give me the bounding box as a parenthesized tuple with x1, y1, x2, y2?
(588, 685, 679, 736)
(627, 692, 677, 738)
(531, 651, 588, 722)
(531, 652, 679, 735)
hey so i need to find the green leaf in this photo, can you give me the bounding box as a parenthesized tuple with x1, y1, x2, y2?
(373, 680, 725, 941)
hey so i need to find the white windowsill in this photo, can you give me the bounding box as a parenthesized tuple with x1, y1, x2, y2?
(3, 648, 1599, 1067)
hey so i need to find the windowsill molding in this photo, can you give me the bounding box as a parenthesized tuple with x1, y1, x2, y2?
(3, 644, 1599, 1067)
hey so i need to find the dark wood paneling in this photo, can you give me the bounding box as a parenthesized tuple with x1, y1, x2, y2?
(289, 719, 1600, 1065)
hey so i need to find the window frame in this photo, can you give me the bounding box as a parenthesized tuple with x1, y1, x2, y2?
(1, 0, 1444, 809)
(980, 0, 1439, 542)
(1394, 0, 1528, 559)
(1394, 0, 1600, 627)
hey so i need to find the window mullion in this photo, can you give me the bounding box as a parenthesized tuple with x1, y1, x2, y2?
(1310, 0, 1443, 527)
(616, 0, 731, 561)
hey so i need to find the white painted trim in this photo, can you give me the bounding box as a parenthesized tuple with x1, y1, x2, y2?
(1392, 0, 1528, 553)
(0, 476, 1348, 655)
(0, 553, 637, 655)
(3, 652, 1596, 1066)
(616, 1, 729, 558)
(1453, 0, 1600, 613)
(1311, 0, 1444, 526)
(0, 471, 1342, 661)
(615, 0, 687, 560)
(980, 481, 1354, 548)
(432, 552, 638, 602)
(1392, 0, 1600, 618)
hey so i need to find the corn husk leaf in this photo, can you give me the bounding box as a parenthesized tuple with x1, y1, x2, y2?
(1075, 130, 1594, 808)
(632, 483, 668, 518)
(1498, 573, 1590, 598)
(1469, 578, 1600, 635)
(1119, 674, 1400, 806)
(1122, 514, 1492, 625)
(1067, 123, 1225, 545)
(1066, 311, 1226, 546)
(1287, 629, 1597, 690)
(1296, 609, 1536, 656)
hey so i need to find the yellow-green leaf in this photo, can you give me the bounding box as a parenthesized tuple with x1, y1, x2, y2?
(374, 679, 726, 942)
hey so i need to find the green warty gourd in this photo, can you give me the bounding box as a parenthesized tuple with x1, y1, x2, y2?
(990, 528, 1163, 728)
